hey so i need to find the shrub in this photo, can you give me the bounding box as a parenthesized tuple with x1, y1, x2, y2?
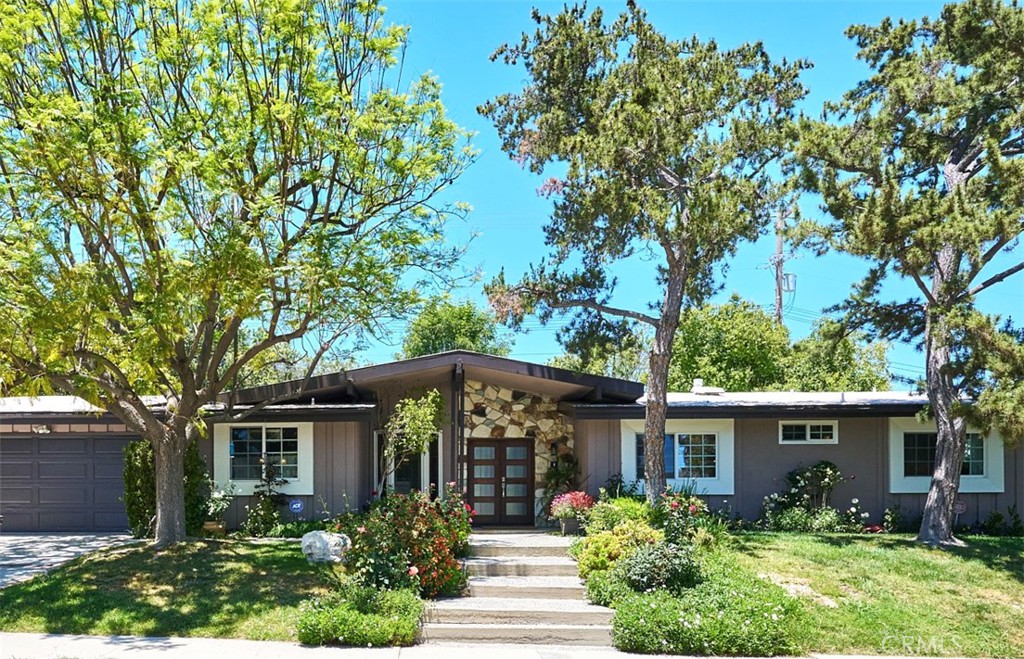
(616, 542, 703, 594)
(586, 569, 633, 608)
(586, 498, 654, 533)
(690, 514, 731, 549)
(335, 484, 470, 597)
(123, 438, 208, 538)
(612, 555, 797, 656)
(550, 490, 595, 520)
(654, 489, 709, 544)
(810, 506, 845, 533)
(267, 519, 329, 538)
(576, 520, 662, 579)
(296, 586, 423, 647)
(243, 460, 287, 537)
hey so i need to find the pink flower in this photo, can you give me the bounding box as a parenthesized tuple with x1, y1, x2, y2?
(357, 526, 366, 534)
(408, 566, 419, 576)
(670, 501, 680, 510)
(689, 505, 698, 514)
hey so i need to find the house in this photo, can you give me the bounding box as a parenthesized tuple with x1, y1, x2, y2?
(1, 350, 1020, 531)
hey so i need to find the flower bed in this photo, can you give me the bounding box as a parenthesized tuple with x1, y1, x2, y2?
(571, 487, 798, 655)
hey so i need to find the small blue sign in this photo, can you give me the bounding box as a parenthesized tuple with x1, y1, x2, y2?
(289, 499, 304, 514)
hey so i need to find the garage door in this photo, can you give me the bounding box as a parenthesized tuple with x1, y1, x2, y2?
(0, 434, 133, 531)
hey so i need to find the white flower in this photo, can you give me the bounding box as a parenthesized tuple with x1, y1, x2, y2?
(851, 498, 859, 504)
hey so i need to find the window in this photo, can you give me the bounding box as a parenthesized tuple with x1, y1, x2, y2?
(779, 421, 838, 444)
(635, 433, 717, 480)
(903, 432, 985, 478)
(230, 426, 299, 480)
(635, 434, 674, 479)
(372, 431, 442, 496)
(677, 433, 717, 479)
(888, 418, 1003, 495)
(621, 419, 734, 495)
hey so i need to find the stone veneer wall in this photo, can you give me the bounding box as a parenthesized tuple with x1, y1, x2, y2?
(463, 379, 574, 524)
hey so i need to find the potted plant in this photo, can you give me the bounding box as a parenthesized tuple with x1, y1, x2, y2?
(203, 481, 235, 536)
(549, 490, 595, 535)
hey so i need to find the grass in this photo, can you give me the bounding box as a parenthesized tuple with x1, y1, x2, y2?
(730, 532, 1024, 657)
(0, 539, 331, 641)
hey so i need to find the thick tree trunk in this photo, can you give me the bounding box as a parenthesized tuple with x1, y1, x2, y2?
(918, 252, 968, 547)
(152, 427, 189, 548)
(644, 268, 686, 505)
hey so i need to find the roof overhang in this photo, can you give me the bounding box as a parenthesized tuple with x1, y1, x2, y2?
(227, 350, 645, 405)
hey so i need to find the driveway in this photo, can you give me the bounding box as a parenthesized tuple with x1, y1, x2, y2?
(0, 533, 132, 588)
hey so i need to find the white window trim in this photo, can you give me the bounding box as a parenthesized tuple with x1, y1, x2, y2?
(888, 417, 1005, 494)
(213, 422, 314, 496)
(372, 430, 443, 496)
(778, 420, 839, 445)
(620, 419, 734, 495)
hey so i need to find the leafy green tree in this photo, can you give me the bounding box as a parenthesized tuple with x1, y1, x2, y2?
(482, 2, 808, 501)
(0, 0, 471, 546)
(667, 297, 791, 392)
(378, 388, 444, 495)
(798, 0, 1024, 545)
(549, 325, 651, 383)
(779, 320, 890, 392)
(666, 302, 889, 393)
(400, 298, 512, 358)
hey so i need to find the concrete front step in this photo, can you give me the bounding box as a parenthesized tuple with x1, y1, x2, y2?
(421, 622, 613, 646)
(465, 556, 578, 577)
(468, 575, 585, 599)
(427, 597, 612, 626)
(470, 544, 569, 557)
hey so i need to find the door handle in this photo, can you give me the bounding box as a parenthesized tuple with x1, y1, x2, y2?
(501, 476, 506, 497)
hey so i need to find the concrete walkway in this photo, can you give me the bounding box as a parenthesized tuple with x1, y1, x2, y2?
(0, 533, 133, 588)
(0, 633, 971, 659)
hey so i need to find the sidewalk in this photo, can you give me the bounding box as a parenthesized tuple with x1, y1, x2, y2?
(0, 633, 976, 659)
(1, 633, 627, 659)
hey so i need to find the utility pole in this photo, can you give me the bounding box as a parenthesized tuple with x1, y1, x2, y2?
(774, 209, 785, 324)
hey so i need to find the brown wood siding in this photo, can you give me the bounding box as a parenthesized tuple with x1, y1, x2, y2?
(314, 421, 370, 516)
(571, 414, 1021, 524)
(575, 418, 620, 496)
(221, 420, 370, 529)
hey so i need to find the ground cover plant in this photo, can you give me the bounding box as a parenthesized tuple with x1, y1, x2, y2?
(572, 489, 797, 655)
(296, 581, 422, 647)
(0, 541, 330, 640)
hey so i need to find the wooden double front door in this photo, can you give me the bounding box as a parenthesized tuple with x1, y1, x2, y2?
(468, 439, 534, 526)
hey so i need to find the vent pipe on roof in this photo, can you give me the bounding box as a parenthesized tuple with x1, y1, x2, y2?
(691, 378, 725, 396)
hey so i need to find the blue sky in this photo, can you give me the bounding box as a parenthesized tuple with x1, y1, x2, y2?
(351, 0, 1023, 388)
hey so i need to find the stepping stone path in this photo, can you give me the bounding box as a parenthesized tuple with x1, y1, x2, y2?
(422, 530, 613, 646)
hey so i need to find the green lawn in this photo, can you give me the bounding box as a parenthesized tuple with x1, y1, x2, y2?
(0, 540, 330, 641)
(730, 533, 1024, 657)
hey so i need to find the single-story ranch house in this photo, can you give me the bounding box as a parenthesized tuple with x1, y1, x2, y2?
(1, 350, 1021, 532)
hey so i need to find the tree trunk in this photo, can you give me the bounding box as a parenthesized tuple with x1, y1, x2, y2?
(644, 267, 686, 505)
(152, 427, 188, 548)
(918, 255, 968, 547)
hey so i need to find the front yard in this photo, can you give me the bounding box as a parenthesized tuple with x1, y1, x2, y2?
(0, 540, 328, 641)
(730, 533, 1024, 657)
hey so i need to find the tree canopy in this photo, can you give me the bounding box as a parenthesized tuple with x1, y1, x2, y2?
(798, 0, 1024, 545)
(667, 297, 790, 392)
(0, 0, 472, 545)
(400, 298, 512, 358)
(666, 298, 889, 392)
(482, 2, 808, 501)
